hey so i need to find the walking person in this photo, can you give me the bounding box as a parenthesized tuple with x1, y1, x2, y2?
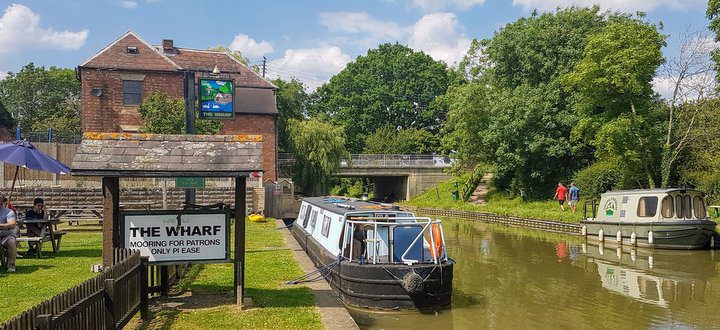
(568, 183, 580, 213)
(553, 182, 568, 211)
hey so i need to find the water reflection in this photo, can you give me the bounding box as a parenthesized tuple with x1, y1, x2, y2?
(353, 219, 720, 329)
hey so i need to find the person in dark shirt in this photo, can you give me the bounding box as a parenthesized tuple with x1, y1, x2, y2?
(24, 198, 46, 254)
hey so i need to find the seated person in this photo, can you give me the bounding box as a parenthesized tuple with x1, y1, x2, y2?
(0, 195, 18, 272)
(24, 198, 46, 256)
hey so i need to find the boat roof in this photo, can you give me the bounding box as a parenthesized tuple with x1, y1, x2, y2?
(302, 197, 409, 215)
(601, 188, 704, 197)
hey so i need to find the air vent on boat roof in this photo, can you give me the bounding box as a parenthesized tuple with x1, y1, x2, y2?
(336, 203, 356, 210)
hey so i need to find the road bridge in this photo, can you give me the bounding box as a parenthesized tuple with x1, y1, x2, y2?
(278, 154, 453, 200)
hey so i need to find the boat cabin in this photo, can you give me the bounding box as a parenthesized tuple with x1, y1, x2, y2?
(586, 189, 709, 223)
(295, 197, 447, 265)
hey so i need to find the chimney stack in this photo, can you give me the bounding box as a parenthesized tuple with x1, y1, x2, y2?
(162, 39, 174, 54)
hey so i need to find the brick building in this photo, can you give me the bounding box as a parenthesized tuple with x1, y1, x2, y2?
(77, 30, 278, 180)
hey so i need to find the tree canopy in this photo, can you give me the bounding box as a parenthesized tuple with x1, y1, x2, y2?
(136, 92, 222, 134)
(287, 118, 347, 195)
(311, 43, 454, 152)
(272, 78, 307, 152)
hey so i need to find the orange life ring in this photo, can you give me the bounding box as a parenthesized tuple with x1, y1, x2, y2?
(429, 223, 443, 260)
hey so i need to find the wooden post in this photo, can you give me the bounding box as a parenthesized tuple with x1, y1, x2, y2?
(36, 314, 52, 330)
(102, 177, 120, 266)
(234, 176, 247, 307)
(140, 256, 150, 320)
(52, 143, 59, 186)
(104, 278, 116, 329)
(160, 266, 169, 296)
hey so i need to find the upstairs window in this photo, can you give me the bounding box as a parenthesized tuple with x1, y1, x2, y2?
(637, 196, 658, 217)
(126, 46, 139, 54)
(122, 80, 142, 105)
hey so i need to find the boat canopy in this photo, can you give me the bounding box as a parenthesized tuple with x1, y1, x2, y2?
(589, 189, 709, 222)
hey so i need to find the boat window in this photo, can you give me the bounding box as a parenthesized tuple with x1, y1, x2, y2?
(675, 195, 683, 219)
(637, 197, 658, 217)
(309, 210, 318, 231)
(321, 215, 331, 237)
(661, 196, 674, 218)
(694, 196, 707, 219)
(302, 206, 312, 228)
(684, 195, 693, 219)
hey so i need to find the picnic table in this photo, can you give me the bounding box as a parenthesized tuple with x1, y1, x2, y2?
(48, 205, 103, 226)
(16, 218, 66, 258)
(710, 205, 720, 218)
(120, 201, 154, 211)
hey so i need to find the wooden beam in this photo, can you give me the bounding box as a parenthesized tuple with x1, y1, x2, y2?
(234, 176, 247, 307)
(102, 177, 120, 266)
(71, 170, 258, 178)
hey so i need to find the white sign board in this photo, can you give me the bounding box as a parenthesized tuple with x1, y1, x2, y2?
(123, 212, 228, 264)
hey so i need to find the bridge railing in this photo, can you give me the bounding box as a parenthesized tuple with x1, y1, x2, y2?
(277, 153, 453, 169)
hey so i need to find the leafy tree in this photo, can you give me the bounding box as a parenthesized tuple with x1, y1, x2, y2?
(287, 119, 347, 195)
(311, 43, 454, 152)
(363, 126, 438, 154)
(707, 0, 720, 85)
(0, 100, 13, 129)
(0, 63, 80, 133)
(563, 18, 666, 187)
(136, 92, 222, 134)
(272, 78, 307, 152)
(439, 83, 491, 165)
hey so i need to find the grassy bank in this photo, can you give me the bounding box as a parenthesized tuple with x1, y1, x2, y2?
(135, 220, 323, 330)
(0, 224, 103, 321)
(404, 174, 584, 223)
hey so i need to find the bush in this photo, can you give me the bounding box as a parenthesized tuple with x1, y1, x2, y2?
(573, 160, 623, 199)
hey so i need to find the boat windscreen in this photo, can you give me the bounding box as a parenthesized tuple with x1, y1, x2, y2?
(393, 225, 423, 262)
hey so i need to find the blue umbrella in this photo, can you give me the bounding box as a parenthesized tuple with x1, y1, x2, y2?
(0, 140, 71, 200)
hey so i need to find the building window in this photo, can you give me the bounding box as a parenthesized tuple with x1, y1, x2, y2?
(122, 80, 142, 105)
(126, 46, 139, 54)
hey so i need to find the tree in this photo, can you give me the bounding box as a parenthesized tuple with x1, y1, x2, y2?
(658, 28, 717, 187)
(0, 100, 14, 130)
(272, 78, 307, 152)
(287, 119, 347, 195)
(707, 0, 720, 85)
(311, 43, 454, 152)
(136, 92, 222, 134)
(363, 126, 438, 154)
(562, 17, 666, 187)
(439, 83, 491, 165)
(0, 63, 80, 133)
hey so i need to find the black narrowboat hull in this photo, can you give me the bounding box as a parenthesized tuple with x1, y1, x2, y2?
(291, 224, 454, 312)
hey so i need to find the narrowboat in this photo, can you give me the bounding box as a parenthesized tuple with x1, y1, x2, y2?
(291, 197, 454, 312)
(581, 189, 717, 249)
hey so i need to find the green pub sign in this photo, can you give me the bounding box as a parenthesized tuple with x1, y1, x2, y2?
(198, 78, 234, 119)
(175, 177, 206, 189)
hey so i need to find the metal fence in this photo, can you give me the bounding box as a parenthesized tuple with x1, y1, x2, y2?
(13, 130, 82, 144)
(277, 153, 454, 169)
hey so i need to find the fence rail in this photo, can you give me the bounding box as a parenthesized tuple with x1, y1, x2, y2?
(277, 153, 454, 169)
(1, 248, 149, 330)
(407, 207, 582, 235)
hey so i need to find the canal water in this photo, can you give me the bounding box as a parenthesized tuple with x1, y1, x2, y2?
(350, 218, 720, 329)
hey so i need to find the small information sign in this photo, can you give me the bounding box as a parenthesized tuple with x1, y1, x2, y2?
(175, 177, 205, 188)
(122, 211, 230, 264)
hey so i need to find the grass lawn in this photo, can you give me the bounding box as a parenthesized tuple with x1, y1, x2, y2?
(135, 220, 323, 330)
(404, 174, 585, 223)
(0, 224, 103, 322)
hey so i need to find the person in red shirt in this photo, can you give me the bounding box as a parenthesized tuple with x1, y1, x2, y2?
(553, 182, 568, 211)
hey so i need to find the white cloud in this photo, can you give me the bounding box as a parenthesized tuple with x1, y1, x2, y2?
(0, 71, 7, 80)
(0, 4, 88, 54)
(653, 73, 716, 102)
(511, 0, 704, 12)
(408, 13, 471, 65)
(403, 0, 486, 12)
(267, 46, 351, 90)
(120, 1, 138, 9)
(319, 12, 407, 42)
(229, 34, 274, 58)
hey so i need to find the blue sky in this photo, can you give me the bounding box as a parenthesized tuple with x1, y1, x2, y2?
(0, 0, 713, 93)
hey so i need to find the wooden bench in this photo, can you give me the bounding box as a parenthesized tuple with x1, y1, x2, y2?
(16, 236, 45, 258)
(62, 214, 103, 226)
(16, 229, 67, 257)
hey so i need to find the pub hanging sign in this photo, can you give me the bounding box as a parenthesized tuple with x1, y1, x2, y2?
(199, 78, 235, 119)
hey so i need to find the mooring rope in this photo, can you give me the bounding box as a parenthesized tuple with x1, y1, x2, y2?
(286, 256, 342, 285)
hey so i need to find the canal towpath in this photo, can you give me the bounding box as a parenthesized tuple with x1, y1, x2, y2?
(276, 219, 359, 330)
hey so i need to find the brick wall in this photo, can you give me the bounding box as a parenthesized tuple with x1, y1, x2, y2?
(80, 69, 184, 132)
(221, 114, 277, 181)
(0, 187, 253, 212)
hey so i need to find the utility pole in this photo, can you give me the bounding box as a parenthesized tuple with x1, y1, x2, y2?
(262, 56, 266, 78)
(183, 70, 196, 205)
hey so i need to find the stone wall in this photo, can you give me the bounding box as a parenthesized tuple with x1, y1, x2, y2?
(0, 187, 254, 211)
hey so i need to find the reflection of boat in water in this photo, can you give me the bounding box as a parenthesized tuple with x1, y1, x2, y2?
(581, 189, 717, 249)
(579, 243, 716, 307)
(291, 197, 454, 312)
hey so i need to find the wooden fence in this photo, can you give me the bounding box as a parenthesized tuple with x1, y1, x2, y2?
(408, 207, 583, 235)
(1, 248, 149, 330)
